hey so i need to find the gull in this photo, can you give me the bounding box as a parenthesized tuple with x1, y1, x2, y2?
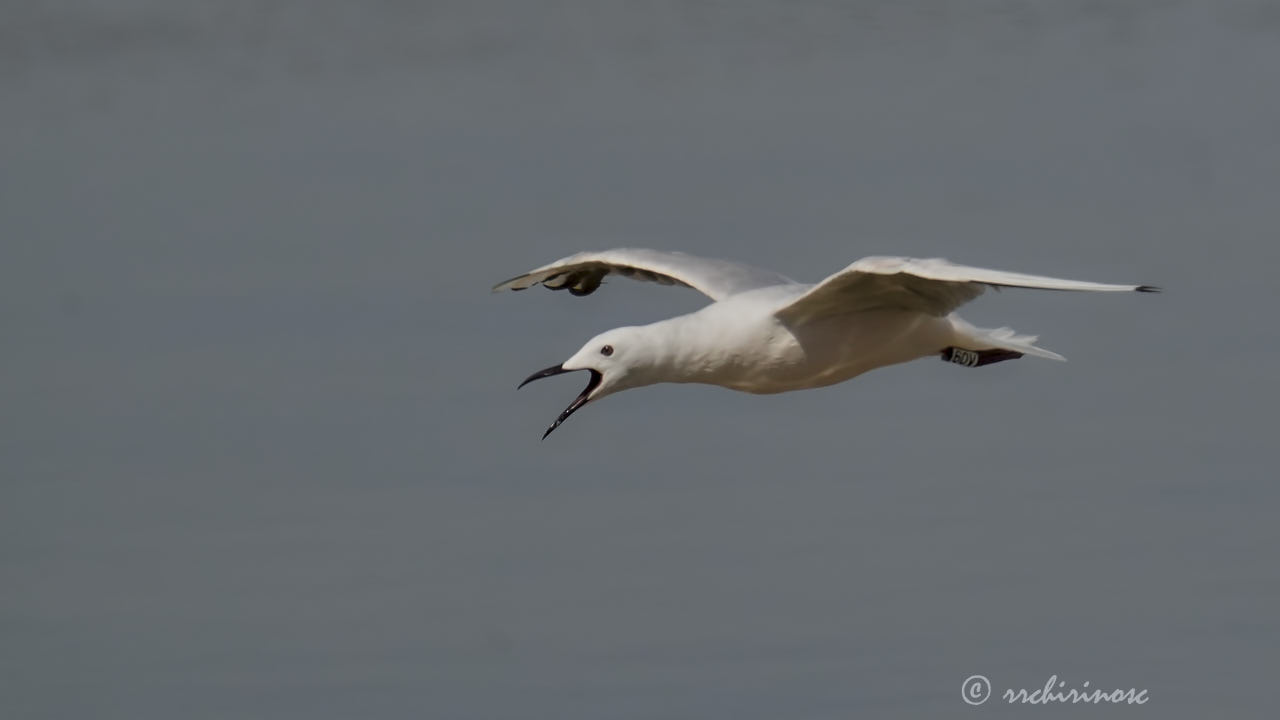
(494, 249, 1158, 438)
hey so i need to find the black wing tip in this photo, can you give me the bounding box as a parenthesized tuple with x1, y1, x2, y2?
(1135, 285, 1162, 293)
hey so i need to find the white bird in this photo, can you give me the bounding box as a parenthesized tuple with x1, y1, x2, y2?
(494, 249, 1158, 438)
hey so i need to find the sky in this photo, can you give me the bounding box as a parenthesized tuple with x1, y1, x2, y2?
(3, 1, 1278, 718)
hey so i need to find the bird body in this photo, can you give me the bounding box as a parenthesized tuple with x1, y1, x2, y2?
(495, 249, 1157, 438)
(629, 296, 950, 394)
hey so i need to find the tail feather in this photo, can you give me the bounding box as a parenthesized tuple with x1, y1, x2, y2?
(948, 314, 1066, 362)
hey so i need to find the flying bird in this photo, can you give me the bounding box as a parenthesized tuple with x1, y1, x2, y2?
(494, 249, 1158, 438)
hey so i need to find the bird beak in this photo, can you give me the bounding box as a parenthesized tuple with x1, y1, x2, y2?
(518, 364, 604, 439)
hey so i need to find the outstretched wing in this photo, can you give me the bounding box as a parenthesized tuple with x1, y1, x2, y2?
(776, 256, 1158, 321)
(492, 248, 794, 302)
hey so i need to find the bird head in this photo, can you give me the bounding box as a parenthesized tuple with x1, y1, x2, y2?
(518, 326, 652, 439)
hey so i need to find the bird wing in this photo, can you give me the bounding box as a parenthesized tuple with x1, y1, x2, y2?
(492, 248, 794, 302)
(775, 256, 1158, 321)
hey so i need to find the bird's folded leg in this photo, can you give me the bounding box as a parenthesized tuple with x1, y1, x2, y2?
(939, 347, 1025, 368)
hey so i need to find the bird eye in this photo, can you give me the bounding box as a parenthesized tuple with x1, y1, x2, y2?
(600, 345, 613, 356)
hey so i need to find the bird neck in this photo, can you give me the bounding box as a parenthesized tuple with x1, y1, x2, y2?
(639, 313, 733, 386)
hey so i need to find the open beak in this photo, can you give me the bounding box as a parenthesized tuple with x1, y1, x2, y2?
(518, 364, 603, 439)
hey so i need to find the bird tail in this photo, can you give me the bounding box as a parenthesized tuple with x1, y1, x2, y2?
(945, 314, 1066, 364)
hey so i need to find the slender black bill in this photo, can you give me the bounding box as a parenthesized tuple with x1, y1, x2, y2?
(518, 363, 572, 389)
(518, 364, 604, 440)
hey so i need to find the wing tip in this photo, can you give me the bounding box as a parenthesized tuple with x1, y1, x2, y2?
(491, 275, 531, 293)
(1135, 284, 1162, 293)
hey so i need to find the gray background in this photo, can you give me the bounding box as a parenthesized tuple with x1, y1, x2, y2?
(3, 1, 1277, 718)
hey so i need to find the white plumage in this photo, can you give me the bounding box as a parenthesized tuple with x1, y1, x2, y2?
(496, 249, 1157, 438)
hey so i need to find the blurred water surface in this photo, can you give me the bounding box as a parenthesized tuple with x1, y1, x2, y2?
(3, 2, 1278, 718)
